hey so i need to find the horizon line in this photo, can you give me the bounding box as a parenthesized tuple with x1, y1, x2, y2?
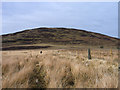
(1, 26, 119, 39)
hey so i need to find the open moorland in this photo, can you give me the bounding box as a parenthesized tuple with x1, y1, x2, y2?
(1, 27, 119, 88)
(2, 48, 118, 88)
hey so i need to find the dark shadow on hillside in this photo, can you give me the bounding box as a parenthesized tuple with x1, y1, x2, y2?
(1, 46, 51, 51)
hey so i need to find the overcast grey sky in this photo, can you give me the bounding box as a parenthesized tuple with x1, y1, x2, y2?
(2, 2, 118, 38)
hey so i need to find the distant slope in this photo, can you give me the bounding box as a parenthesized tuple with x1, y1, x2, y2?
(2, 27, 120, 49)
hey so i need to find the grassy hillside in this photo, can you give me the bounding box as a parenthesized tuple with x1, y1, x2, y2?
(2, 27, 119, 50)
(2, 27, 119, 88)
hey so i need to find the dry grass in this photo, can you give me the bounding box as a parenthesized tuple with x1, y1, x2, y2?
(2, 49, 118, 88)
(0, 69, 1, 89)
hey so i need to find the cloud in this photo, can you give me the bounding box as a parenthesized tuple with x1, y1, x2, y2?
(2, 2, 118, 37)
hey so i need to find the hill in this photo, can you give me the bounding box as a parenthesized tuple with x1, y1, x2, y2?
(2, 27, 120, 50)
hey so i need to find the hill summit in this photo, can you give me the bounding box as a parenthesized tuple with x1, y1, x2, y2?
(2, 27, 119, 50)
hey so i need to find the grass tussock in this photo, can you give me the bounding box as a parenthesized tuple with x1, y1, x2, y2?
(2, 49, 118, 88)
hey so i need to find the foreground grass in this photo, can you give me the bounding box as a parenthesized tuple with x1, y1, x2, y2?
(2, 49, 118, 88)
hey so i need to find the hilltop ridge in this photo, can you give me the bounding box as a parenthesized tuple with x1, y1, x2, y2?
(2, 27, 119, 50)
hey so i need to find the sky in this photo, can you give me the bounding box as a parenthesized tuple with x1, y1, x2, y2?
(2, 2, 118, 38)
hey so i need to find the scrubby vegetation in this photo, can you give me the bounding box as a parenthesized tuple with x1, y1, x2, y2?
(2, 27, 119, 49)
(2, 49, 118, 88)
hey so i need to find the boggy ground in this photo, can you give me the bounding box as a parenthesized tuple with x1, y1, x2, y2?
(2, 48, 118, 88)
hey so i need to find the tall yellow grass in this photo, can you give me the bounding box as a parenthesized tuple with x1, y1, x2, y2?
(2, 49, 118, 88)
